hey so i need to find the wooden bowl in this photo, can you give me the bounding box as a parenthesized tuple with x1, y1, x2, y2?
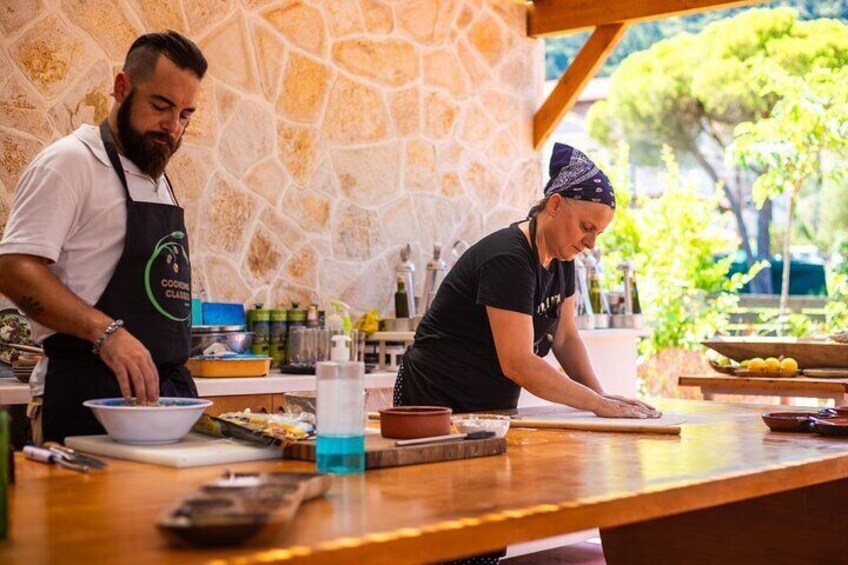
(761, 412, 817, 433)
(708, 359, 738, 375)
(379, 406, 452, 439)
(733, 369, 798, 378)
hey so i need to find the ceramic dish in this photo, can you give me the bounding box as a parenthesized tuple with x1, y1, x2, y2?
(809, 417, 848, 437)
(0, 308, 33, 364)
(83, 397, 213, 445)
(829, 406, 848, 417)
(452, 415, 511, 438)
(379, 406, 452, 439)
(761, 411, 818, 433)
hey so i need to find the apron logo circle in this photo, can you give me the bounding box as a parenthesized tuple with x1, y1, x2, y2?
(145, 231, 191, 322)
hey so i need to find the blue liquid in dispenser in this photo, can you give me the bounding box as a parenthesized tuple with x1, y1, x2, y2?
(316, 434, 365, 474)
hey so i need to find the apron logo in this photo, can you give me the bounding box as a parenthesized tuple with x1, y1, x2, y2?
(145, 231, 191, 322)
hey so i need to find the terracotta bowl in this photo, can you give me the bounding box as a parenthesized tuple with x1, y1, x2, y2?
(810, 417, 848, 437)
(379, 406, 452, 439)
(761, 412, 817, 433)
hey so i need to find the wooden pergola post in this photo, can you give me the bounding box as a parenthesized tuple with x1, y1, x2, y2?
(529, 0, 768, 151)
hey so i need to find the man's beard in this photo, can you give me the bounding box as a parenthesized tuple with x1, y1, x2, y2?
(116, 90, 182, 179)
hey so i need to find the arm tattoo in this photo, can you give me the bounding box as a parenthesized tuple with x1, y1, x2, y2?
(18, 296, 45, 317)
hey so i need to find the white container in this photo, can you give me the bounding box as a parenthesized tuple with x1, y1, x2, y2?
(452, 415, 510, 438)
(82, 398, 212, 445)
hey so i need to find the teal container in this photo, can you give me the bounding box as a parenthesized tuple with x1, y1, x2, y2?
(316, 435, 365, 473)
(191, 298, 203, 326)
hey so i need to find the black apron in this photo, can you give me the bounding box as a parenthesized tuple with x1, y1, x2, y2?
(42, 120, 197, 443)
(529, 217, 563, 358)
(395, 218, 563, 410)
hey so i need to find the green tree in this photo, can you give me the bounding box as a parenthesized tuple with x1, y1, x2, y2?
(597, 146, 762, 354)
(732, 65, 848, 323)
(586, 8, 848, 292)
(545, 0, 848, 80)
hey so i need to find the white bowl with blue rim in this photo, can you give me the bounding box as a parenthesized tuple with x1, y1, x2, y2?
(82, 397, 213, 445)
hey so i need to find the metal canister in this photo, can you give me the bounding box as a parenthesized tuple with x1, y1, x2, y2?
(249, 306, 271, 356)
(269, 309, 288, 366)
(285, 303, 306, 363)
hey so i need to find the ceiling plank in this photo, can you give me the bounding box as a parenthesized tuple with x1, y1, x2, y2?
(529, 0, 769, 37)
(533, 23, 628, 150)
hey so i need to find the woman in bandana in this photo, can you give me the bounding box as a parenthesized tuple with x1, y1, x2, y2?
(395, 143, 659, 420)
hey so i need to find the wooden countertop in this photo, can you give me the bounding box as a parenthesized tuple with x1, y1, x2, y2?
(5, 399, 848, 564)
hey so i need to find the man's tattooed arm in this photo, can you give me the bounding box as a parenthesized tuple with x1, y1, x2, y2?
(18, 295, 45, 317)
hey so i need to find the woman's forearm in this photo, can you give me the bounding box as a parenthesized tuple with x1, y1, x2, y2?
(552, 334, 604, 393)
(504, 354, 604, 412)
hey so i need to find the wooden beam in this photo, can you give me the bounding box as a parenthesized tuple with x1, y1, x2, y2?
(529, 0, 769, 37)
(533, 23, 627, 150)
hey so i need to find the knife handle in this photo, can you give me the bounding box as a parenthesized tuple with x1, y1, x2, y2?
(394, 430, 494, 447)
(23, 445, 54, 463)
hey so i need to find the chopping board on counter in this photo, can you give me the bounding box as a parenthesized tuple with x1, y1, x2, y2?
(284, 434, 506, 469)
(496, 406, 686, 435)
(65, 433, 282, 468)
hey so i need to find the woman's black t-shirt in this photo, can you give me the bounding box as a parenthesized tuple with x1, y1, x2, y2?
(400, 221, 575, 412)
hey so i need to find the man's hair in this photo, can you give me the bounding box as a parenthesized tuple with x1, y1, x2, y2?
(123, 31, 207, 83)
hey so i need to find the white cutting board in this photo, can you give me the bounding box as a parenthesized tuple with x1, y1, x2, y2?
(65, 433, 282, 468)
(514, 411, 687, 426)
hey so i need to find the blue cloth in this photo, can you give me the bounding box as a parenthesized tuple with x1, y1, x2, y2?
(543, 143, 615, 209)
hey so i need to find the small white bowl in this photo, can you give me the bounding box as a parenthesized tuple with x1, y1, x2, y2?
(452, 415, 510, 438)
(82, 397, 213, 445)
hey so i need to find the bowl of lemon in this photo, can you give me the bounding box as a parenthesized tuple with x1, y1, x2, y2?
(734, 356, 798, 378)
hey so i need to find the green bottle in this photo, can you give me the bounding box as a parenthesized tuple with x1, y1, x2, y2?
(588, 271, 602, 315)
(395, 276, 409, 318)
(631, 276, 642, 315)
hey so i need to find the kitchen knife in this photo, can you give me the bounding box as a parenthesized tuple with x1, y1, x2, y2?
(44, 443, 108, 469)
(24, 445, 90, 473)
(394, 430, 495, 447)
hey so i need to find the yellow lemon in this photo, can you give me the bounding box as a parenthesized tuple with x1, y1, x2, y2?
(764, 357, 781, 372)
(747, 358, 766, 372)
(780, 357, 798, 372)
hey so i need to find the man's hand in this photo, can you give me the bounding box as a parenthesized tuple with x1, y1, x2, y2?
(97, 328, 159, 403)
(593, 395, 662, 419)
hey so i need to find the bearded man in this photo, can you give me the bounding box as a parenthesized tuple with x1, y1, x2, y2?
(0, 31, 207, 443)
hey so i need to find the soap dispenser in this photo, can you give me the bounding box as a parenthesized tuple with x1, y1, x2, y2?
(315, 335, 365, 474)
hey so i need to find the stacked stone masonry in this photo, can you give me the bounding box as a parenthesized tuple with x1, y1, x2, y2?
(0, 0, 542, 314)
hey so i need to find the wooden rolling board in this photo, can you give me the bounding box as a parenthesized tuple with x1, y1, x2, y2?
(496, 405, 685, 435)
(284, 434, 506, 469)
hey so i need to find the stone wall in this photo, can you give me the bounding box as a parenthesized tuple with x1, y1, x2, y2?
(0, 0, 542, 314)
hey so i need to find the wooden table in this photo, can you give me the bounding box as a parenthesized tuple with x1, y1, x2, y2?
(679, 373, 848, 404)
(4, 399, 848, 564)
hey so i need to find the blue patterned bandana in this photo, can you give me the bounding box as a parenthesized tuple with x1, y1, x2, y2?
(543, 143, 615, 209)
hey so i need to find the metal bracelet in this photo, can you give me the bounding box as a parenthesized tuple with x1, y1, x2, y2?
(91, 319, 124, 355)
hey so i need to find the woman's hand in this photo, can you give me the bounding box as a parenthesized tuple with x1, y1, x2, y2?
(593, 395, 662, 419)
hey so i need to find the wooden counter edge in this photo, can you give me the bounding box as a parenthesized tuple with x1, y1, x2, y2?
(209, 451, 848, 565)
